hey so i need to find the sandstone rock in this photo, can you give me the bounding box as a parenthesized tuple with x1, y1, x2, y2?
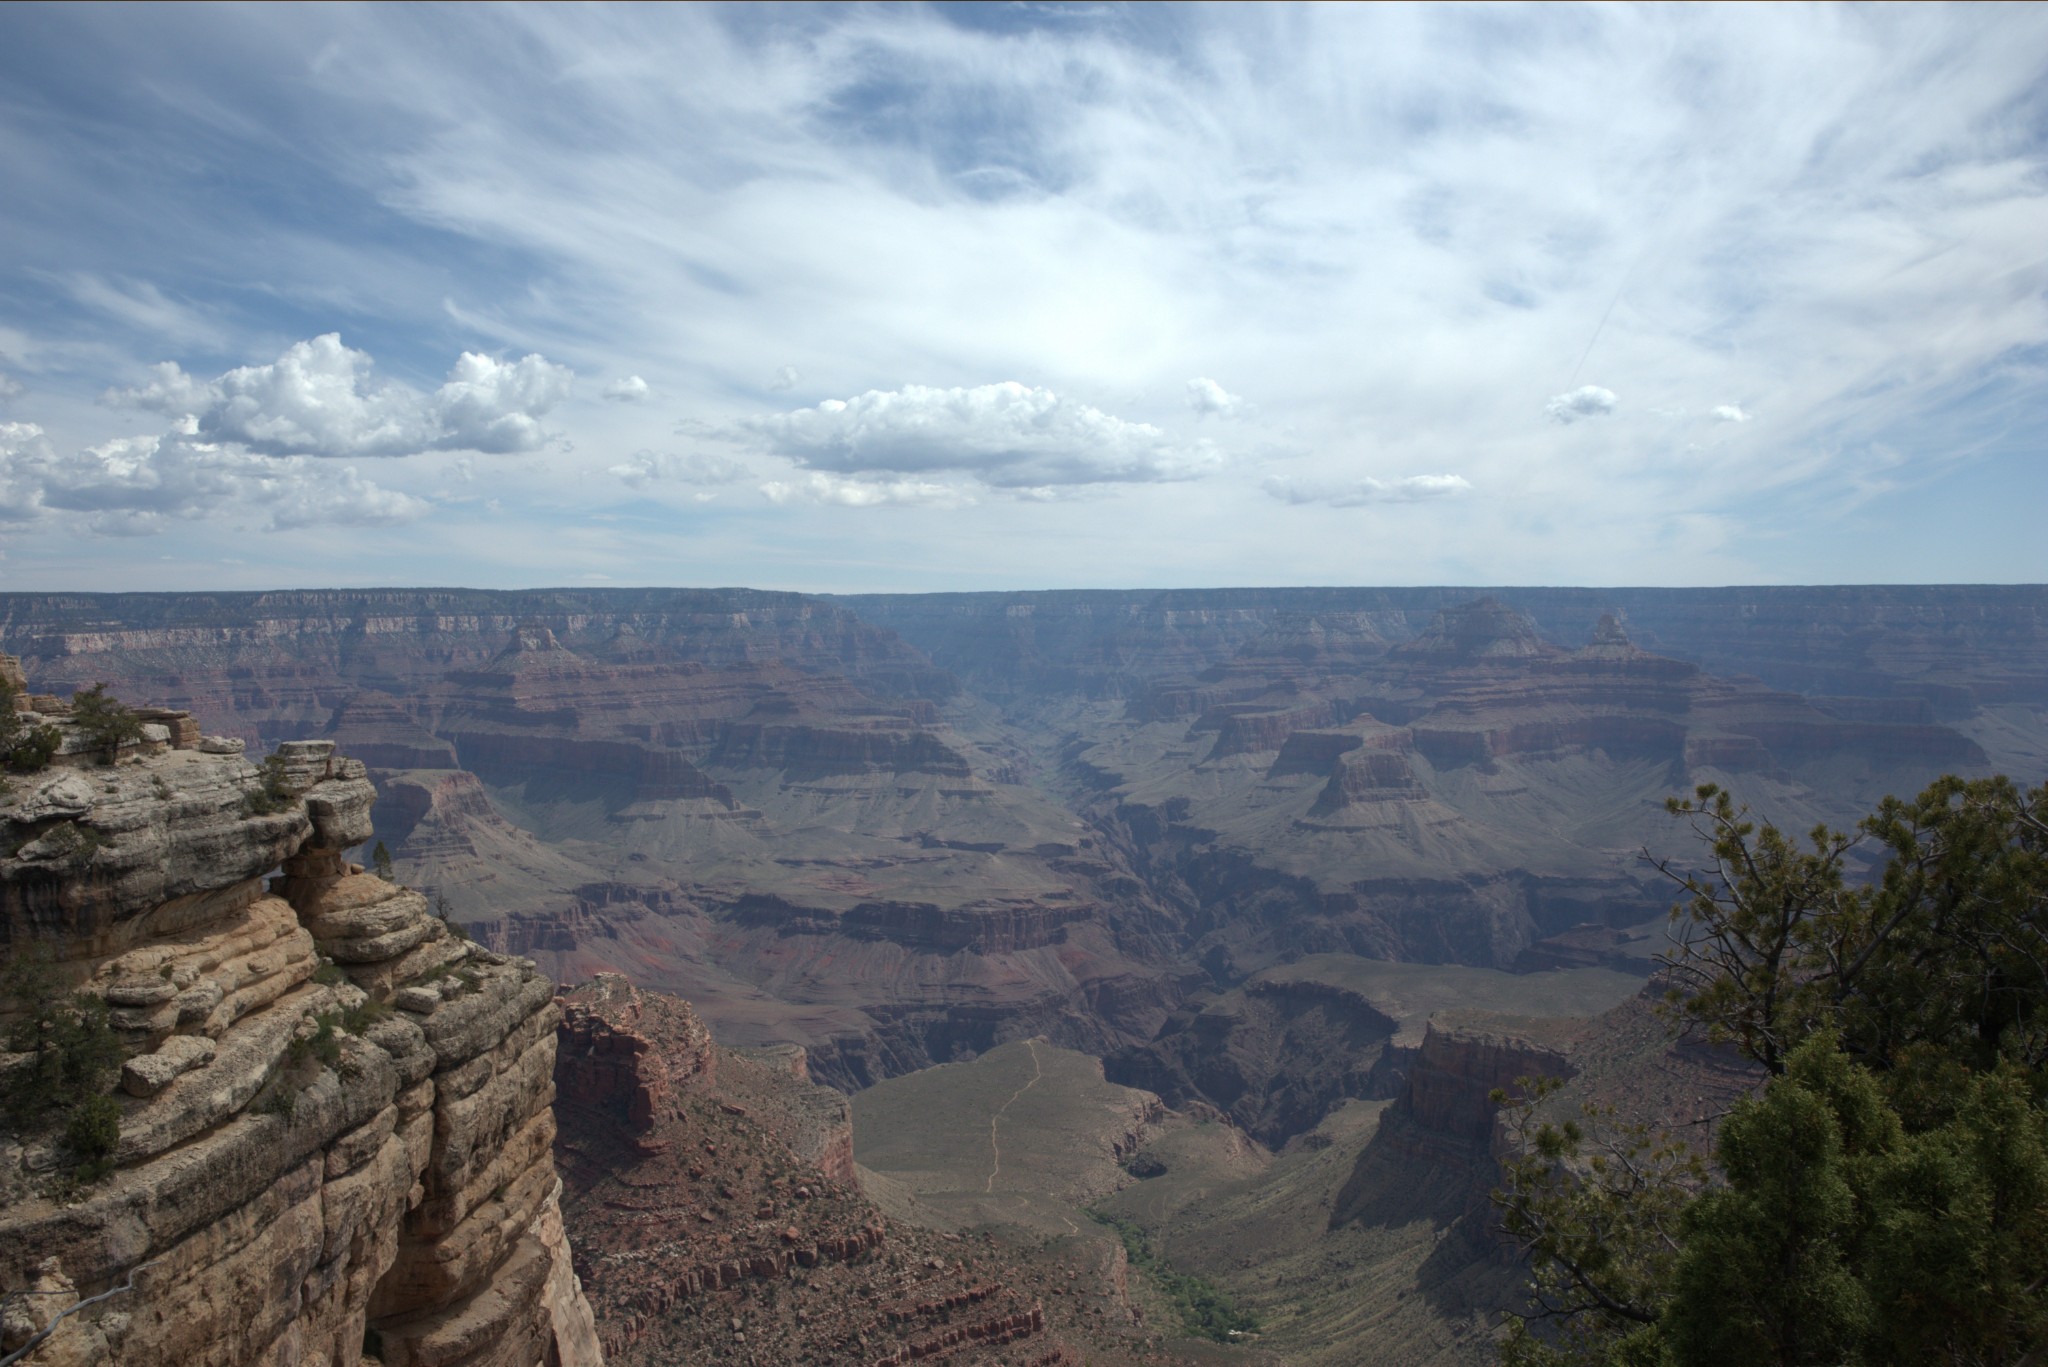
(198, 736, 245, 754)
(120, 1035, 217, 1097)
(0, 731, 601, 1367)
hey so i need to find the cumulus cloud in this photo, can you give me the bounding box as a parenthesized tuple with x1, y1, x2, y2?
(1186, 377, 1243, 418)
(603, 375, 650, 402)
(746, 382, 1221, 488)
(608, 450, 752, 489)
(1545, 386, 1619, 424)
(1263, 474, 1472, 507)
(759, 471, 972, 508)
(104, 334, 573, 458)
(1712, 404, 1753, 423)
(0, 416, 427, 535)
(0, 422, 52, 523)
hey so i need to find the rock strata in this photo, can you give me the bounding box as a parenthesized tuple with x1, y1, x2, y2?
(551, 975, 1088, 1367)
(0, 682, 601, 1367)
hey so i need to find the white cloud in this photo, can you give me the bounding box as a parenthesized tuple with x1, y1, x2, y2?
(1544, 386, 1619, 424)
(746, 382, 1222, 488)
(8, 4, 2048, 584)
(769, 365, 800, 392)
(1264, 474, 1472, 508)
(1186, 377, 1243, 418)
(0, 373, 24, 403)
(759, 471, 973, 508)
(608, 450, 752, 489)
(603, 375, 651, 402)
(104, 334, 573, 458)
(0, 422, 52, 523)
(1712, 404, 1753, 423)
(0, 416, 428, 535)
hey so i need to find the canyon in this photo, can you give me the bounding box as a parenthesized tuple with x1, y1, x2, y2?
(2, 584, 2043, 1363)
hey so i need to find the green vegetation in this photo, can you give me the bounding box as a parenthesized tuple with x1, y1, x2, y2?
(372, 839, 394, 881)
(70, 682, 145, 764)
(35, 820, 107, 864)
(340, 996, 392, 1035)
(2, 948, 124, 1183)
(242, 752, 293, 815)
(1091, 1211, 1260, 1342)
(288, 1009, 345, 1072)
(0, 677, 60, 774)
(1494, 776, 2048, 1367)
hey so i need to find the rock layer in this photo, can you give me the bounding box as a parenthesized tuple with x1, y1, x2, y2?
(551, 975, 1082, 1367)
(0, 711, 601, 1367)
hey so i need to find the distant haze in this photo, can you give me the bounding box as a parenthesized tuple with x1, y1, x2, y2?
(0, 3, 2045, 590)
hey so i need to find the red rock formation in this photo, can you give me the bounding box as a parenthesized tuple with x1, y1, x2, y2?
(551, 976, 1081, 1367)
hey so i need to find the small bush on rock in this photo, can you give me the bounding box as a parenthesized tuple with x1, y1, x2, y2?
(241, 753, 294, 816)
(70, 682, 145, 765)
(0, 677, 60, 774)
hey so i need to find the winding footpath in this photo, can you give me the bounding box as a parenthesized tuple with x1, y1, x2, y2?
(984, 1039, 1045, 1193)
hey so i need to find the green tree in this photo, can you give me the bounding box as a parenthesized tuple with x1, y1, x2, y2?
(69, 681, 145, 765)
(2, 949, 124, 1182)
(1495, 776, 2048, 1367)
(372, 840, 394, 881)
(0, 676, 60, 773)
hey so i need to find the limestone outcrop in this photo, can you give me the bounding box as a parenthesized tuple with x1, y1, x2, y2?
(0, 682, 601, 1367)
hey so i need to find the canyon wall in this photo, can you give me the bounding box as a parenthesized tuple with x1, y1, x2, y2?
(549, 974, 1082, 1367)
(0, 669, 600, 1367)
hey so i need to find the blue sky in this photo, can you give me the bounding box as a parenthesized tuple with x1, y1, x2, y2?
(1, 2, 2045, 591)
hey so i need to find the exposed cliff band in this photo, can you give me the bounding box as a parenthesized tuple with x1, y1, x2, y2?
(0, 662, 601, 1367)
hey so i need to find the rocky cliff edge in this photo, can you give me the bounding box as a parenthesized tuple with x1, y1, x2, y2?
(0, 668, 601, 1367)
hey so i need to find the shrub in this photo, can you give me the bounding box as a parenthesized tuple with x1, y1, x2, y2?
(242, 753, 294, 816)
(2, 949, 123, 1184)
(0, 677, 60, 773)
(70, 682, 145, 765)
(62, 1094, 122, 1182)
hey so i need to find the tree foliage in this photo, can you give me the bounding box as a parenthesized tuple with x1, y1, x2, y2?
(1495, 775, 2048, 1367)
(69, 681, 145, 765)
(2, 948, 124, 1182)
(0, 677, 60, 773)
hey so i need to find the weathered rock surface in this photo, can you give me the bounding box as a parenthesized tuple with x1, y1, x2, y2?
(0, 718, 601, 1367)
(551, 975, 1091, 1366)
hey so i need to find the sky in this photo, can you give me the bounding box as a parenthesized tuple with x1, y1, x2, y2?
(1, 1, 2045, 593)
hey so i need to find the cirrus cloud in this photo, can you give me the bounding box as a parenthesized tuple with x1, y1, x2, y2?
(744, 382, 1223, 489)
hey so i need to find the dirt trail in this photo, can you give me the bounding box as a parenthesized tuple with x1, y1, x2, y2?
(984, 1039, 1044, 1193)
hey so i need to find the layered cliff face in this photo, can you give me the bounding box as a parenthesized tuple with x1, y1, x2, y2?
(842, 585, 2048, 715)
(1105, 954, 1644, 1149)
(0, 597, 1185, 1093)
(0, 679, 600, 1367)
(1067, 601, 1999, 972)
(4, 584, 2041, 1105)
(550, 975, 1086, 1367)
